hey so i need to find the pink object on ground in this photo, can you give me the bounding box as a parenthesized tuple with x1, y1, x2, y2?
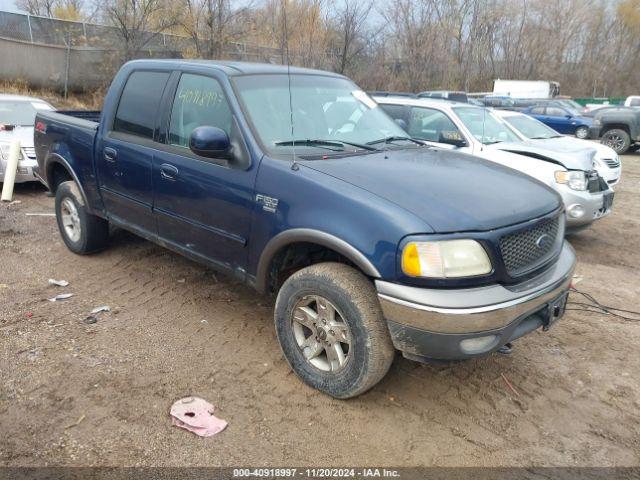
(170, 396, 228, 437)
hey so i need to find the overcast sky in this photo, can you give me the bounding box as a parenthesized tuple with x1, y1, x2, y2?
(0, 0, 24, 13)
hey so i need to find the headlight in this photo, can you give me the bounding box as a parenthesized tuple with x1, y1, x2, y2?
(0, 142, 11, 161)
(401, 239, 492, 278)
(555, 170, 588, 191)
(0, 141, 22, 161)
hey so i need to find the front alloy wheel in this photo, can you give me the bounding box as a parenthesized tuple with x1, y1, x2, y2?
(274, 262, 395, 398)
(291, 295, 352, 372)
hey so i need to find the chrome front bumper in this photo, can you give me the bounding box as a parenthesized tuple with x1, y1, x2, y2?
(376, 242, 576, 360)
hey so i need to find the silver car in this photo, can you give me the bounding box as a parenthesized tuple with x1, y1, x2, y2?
(375, 96, 614, 232)
(0, 94, 54, 184)
(493, 109, 621, 186)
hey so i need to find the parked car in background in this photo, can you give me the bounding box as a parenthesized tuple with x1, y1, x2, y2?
(522, 105, 592, 139)
(623, 96, 640, 107)
(494, 109, 621, 186)
(589, 106, 640, 154)
(0, 94, 54, 184)
(417, 90, 468, 103)
(35, 60, 577, 398)
(482, 95, 516, 108)
(375, 96, 614, 232)
(367, 91, 417, 98)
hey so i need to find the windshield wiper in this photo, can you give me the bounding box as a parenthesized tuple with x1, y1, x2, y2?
(366, 136, 423, 146)
(483, 140, 502, 145)
(274, 139, 378, 151)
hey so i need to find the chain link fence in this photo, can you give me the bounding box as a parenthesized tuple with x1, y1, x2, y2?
(0, 11, 331, 92)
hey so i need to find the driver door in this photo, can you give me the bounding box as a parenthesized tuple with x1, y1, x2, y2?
(406, 106, 467, 150)
(153, 72, 257, 272)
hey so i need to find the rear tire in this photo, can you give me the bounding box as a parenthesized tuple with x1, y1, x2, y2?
(274, 262, 395, 399)
(575, 125, 589, 139)
(55, 181, 109, 254)
(601, 128, 631, 154)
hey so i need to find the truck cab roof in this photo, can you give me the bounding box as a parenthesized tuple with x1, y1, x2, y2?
(123, 59, 346, 78)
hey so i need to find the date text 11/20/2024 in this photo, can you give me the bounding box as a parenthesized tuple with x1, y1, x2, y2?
(232, 468, 401, 478)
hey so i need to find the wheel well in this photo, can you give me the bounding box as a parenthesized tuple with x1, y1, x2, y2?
(602, 123, 630, 136)
(265, 242, 357, 294)
(48, 161, 73, 193)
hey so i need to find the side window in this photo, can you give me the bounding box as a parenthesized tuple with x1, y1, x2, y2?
(379, 104, 406, 122)
(408, 107, 461, 142)
(546, 107, 566, 117)
(630, 98, 640, 107)
(168, 74, 232, 148)
(113, 71, 170, 139)
(530, 106, 545, 115)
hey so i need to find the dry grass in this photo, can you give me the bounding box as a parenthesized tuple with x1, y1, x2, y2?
(0, 80, 104, 110)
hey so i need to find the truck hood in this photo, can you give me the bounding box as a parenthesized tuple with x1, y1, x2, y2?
(490, 141, 595, 171)
(299, 148, 560, 233)
(0, 126, 35, 148)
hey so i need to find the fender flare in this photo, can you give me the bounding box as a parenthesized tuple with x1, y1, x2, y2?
(45, 153, 90, 207)
(255, 228, 381, 294)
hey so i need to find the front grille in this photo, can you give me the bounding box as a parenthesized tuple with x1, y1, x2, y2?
(587, 170, 608, 193)
(499, 216, 561, 277)
(602, 158, 620, 168)
(22, 146, 36, 159)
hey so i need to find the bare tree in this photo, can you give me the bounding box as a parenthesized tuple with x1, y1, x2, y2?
(104, 0, 179, 60)
(17, 0, 58, 17)
(329, 0, 375, 74)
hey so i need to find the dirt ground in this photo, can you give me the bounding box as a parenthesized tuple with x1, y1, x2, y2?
(1, 151, 639, 468)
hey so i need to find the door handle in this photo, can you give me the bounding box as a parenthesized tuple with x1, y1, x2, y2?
(104, 147, 117, 162)
(160, 163, 179, 180)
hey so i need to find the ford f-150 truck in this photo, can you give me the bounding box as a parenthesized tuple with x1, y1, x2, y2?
(34, 60, 576, 398)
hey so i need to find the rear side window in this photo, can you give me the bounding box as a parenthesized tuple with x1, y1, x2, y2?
(113, 71, 170, 139)
(530, 106, 545, 114)
(168, 74, 232, 147)
(546, 107, 566, 116)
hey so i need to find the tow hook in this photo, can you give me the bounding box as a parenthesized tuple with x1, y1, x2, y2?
(497, 343, 513, 355)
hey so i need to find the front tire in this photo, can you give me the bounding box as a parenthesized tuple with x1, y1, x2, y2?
(575, 125, 589, 139)
(601, 128, 631, 154)
(55, 181, 109, 254)
(274, 262, 395, 399)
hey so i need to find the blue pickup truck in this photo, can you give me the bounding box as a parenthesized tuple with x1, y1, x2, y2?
(34, 60, 576, 398)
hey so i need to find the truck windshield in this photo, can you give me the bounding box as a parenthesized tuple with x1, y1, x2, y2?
(453, 107, 520, 145)
(0, 100, 53, 126)
(233, 74, 410, 155)
(503, 114, 561, 139)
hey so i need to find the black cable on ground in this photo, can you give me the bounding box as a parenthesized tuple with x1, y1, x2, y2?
(567, 286, 640, 322)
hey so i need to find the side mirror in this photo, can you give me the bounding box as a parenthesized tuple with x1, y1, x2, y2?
(438, 130, 467, 148)
(189, 126, 231, 158)
(565, 114, 572, 119)
(394, 118, 408, 130)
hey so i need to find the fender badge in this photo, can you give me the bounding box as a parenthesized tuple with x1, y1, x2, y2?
(256, 194, 279, 213)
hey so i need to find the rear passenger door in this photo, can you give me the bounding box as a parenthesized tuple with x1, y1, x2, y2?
(153, 72, 257, 274)
(97, 70, 170, 233)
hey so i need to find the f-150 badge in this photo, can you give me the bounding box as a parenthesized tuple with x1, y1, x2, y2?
(256, 194, 279, 213)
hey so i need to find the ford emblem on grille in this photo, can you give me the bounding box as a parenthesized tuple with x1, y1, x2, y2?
(536, 234, 553, 250)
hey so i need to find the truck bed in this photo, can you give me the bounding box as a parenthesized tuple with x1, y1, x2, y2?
(57, 110, 102, 123)
(34, 109, 102, 209)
